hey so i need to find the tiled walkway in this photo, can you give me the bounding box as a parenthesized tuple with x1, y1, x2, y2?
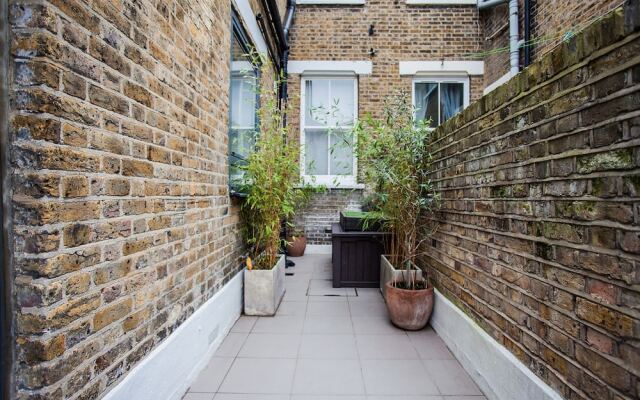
(183, 254, 486, 400)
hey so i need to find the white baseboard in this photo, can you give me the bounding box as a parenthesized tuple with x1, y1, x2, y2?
(305, 244, 332, 254)
(431, 289, 563, 400)
(103, 270, 244, 400)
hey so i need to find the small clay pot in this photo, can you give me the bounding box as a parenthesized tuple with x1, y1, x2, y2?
(286, 235, 307, 257)
(385, 281, 434, 330)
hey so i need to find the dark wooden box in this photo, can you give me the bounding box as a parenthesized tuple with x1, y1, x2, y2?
(339, 211, 384, 232)
(331, 223, 389, 288)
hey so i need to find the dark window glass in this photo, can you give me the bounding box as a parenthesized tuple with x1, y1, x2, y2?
(415, 81, 464, 127)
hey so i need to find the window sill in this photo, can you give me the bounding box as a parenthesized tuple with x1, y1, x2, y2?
(406, 0, 476, 4)
(300, 176, 364, 189)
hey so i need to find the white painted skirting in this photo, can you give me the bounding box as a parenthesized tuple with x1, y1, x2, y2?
(431, 289, 563, 400)
(103, 271, 244, 400)
(305, 244, 332, 254)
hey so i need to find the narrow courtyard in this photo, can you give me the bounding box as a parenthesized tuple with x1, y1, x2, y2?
(183, 254, 484, 400)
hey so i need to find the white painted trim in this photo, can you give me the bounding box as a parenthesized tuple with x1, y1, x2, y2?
(431, 289, 564, 400)
(407, 0, 476, 4)
(305, 244, 332, 254)
(103, 271, 244, 400)
(483, 70, 516, 95)
(399, 61, 484, 76)
(296, 0, 365, 4)
(300, 76, 359, 186)
(233, 0, 269, 54)
(289, 61, 373, 75)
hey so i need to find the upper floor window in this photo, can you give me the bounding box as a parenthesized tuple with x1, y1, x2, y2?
(413, 76, 469, 128)
(229, 12, 259, 192)
(300, 77, 357, 186)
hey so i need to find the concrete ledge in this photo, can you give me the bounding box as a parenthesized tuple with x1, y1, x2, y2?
(103, 271, 244, 400)
(431, 289, 563, 400)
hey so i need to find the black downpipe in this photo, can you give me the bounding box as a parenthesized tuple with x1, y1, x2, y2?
(282, 0, 295, 103)
(524, 0, 532, 66)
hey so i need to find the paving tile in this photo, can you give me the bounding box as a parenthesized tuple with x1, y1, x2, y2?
(356, 334, 419, 359)
(352, 317, 406, 335)
(307, 294, 350, 302)
(214, 395, 288, 400)
(292, 359, 365, 395)
(307, 301, 350, 316)
(189, 357, 234, 392)
(303, 316, 354, 334)
(440, 397, 486, 400)
(183, 393, 215, 400)
(277, 301, 308, 316)
(284, 289, 309, 302)
(252, 316, 305, 334)
(348, 301, 387, 317)
(407, 329, 454, 360)
(230, 316, 257, 333)
(214, 332, 248, 358)
(218, 358, 296, 394)
(292, 396, 365, 400)
(367, 397, 442, 400)
(361, 359, 439, 395)
(238, 333, 301, 358)
(423, 360, 482, 396)
(299, 334, 358, 359)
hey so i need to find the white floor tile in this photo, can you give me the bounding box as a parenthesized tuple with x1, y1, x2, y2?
(352, 317, 406, 335)
(356, 334, 419, 359)
(303, 316, 354, 334)
(293, 359, 365, 395)
(238, 333, 301, 358)
(218, 358, 296, 394)
(423, 360, 482, 395)
(230, 316, 257, 333)
(361, 359, 439, 395)
(189, 357, 234, 393)
(252, 316, 305, 334)
(307, 301, 350, 317)
(214, 333, 248, 358)
(299, 334, 358, 359)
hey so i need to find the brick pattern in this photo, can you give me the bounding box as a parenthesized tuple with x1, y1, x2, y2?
(293, 189, 363, 244)
(426, 5, 640, 400)
(287, 1, 484, 239)
(6, 1, 277, 399)
(481, 0, 622, 87)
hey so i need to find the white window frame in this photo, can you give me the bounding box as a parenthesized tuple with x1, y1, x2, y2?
(411, 75, 470, 127)
(300, 76, 359, 188)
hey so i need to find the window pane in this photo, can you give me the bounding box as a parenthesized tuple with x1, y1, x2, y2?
(305, 80, 330, 126)
(329, 130, 353, 175)
(305, 129, 329, 175)
(414, 82, 438, 127)
(440, 82, 464, 122)
(330, 80, 355, 126)
(230, 77, 256, 129)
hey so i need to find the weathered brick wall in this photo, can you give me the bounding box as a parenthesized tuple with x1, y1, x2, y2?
(293, 189, 363, 244)
(6, 0, 277, 399)
(426, 3, 640, 400)
(481, 0, 621, 88)
(288, 0, 484, 241)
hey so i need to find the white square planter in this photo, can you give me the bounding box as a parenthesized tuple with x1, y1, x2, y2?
(244, 255, 286, 316)
(380, 254, 423, 299)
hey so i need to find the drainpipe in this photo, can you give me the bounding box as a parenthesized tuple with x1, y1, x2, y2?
(478, 0, 520, 74)
(508, 0, 519, 74)
(523, 0, 532, 66)
(282, 0, 295, 103)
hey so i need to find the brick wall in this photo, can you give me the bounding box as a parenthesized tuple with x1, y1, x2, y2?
(287, 0, 484, 241)
(481, 0, 622, 88)
(6, 1, 278, 399)
(425, 3, 640, 399)
(293, 189, 363, 245)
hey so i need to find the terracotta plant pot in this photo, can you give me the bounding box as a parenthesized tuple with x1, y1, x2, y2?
(385, 281, 434, 330)
(286, 235, 307, 257)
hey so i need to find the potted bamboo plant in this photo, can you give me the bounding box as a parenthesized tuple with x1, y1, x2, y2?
(354, 92, 440, 330)
(240, 58, 306, 316)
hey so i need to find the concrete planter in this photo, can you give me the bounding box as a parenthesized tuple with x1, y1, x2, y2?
(380, 254, 423, 299)
(244, 255, 286, 316)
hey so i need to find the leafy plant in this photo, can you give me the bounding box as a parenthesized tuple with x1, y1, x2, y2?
(239, 56, 310, 269)
(353, 91, 440, 288)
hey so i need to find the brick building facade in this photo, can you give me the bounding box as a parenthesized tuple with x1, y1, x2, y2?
(2, 1, 283, 399)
